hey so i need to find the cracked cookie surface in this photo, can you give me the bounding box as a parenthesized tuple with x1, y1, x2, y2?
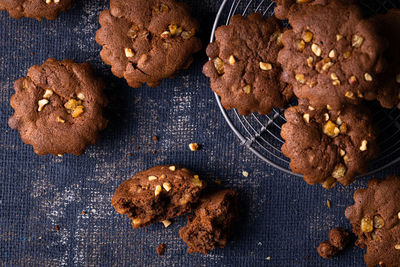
(112, 165, 206, 229)
(373, 9, 400, 110)
(95, 0, 202, 88)
(277, 0, 386, 109)
(281, 100, 378, 187)
(179, 189, 238, 254)
(0, 0, 74, 20)
(203, 13, 293, 116)
(8, 58, 108, 156)
(345, 175, 400, 267)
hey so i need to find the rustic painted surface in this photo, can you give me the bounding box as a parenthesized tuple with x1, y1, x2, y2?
(1, 0, 399, 266)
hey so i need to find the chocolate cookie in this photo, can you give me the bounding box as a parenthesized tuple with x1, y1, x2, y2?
(272, 0, 359, 20)
(345, 175, 400, 267)
(95, 0, 202, 88)
(179, 189, 238, 254)
(277, 0, 386, 109)
(8, 58, 108, 156)
(0, 0, 74, 20)
(112, 165, 206, 229)
(281, 100, 378, 187)
(374, 9, 400, 109)
(317, 227, 351, 258)
(203, 13, 293, 116)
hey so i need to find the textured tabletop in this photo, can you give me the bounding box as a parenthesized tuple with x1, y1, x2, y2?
(1, 0, 400, 266)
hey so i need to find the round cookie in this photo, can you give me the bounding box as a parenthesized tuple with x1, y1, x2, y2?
(95, 0, 202, 88)
(0, 0, 74, 20)
(374, 9, 400, 109)
(179, 189, 238, 254)
(112, 165, 206, 229)
(281, 100, 378, 187)
(345, 175, 400, 267)
(277, 0, 386, 109)
(8, 58, 108, 156)
(272, 0, 359, 20)
(203, 13, 293, 116)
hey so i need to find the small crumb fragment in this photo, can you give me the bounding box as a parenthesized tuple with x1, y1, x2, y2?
(266, 257, 271, 261)
(157, 243, 166, 256)
(214, 179, 222, 185)
(189, 143, 199, 151)
(55, 225, 60, 231)
(152, 136, 158, 141)
(242, 171, 249, 177)
(169, 166, 176, 171)
(327, 200, 331, 208)
(81, 211, 86, 215)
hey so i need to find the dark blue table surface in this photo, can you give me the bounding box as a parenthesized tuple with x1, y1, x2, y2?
(1, 0, 400, 266)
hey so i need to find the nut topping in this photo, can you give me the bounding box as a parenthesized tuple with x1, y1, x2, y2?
(340, 149, 346, 156)
(348, 76, 358, 85)
(295, 74, 306, 84)
(260, 62, 272, 71)
(161, 31, 171, 39)
(124, 48, 135, 58)
(168, 166, 176, 171)
(229, 55, 236, 65)
(307, 57, 314, 67)
(297, 40, 306, 51)
(154, 185, 162, 196)
(322, 177, 337, 189)
(311, 44, 322, 57)
(243, 85, 252, 94)
(373, 215, 384, 229)
(213, 57, 224, 75)
(162, 220, 172, 228)
(64, 99, 84, 118)
(57, 116, 65, 123)
(127, 25, 140, 39)
(324, 113, 329, 121)
(162, 182, 172, 192)
(360, 140, 368, 151)
(302, 31, 313, 43)
(329, 50, 336, 58)
(332, 163, 346, 179)
(38, 99, 49, 112)
(148, 176, 158, 181)
(303, 113, 310, 123)
(189, 143, 199, 151)
(308, 106, 315, 111)
(336, 34, 343, 41)
(345, 91, 355, 99)
(352, 35, 364, 48)
(343, 51, 351, 59)
(43, 89, 53, 99)
(395, 245, 400, 250)
(361, 217, 373, 233)
(181, 31, 194, 40)
(364, 73, 373, 82)
(323, 120, 340, 138)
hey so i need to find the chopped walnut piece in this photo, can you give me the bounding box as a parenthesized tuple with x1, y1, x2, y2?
(168, 166, 176, 171)
(162, 220, 172, 228)
(395, 245, 400, 250)
(352, 35, 364, 48)
(360, 140, 368, 151)
(322, 177, 337, 189)
(348, 76, 357, 85)
(311, 44, 322, 57)
(361, 217, 373, 233)
(190, 176, 202, 187)
(57, 116, 65, 123)
(295, 74, 306, 84)
(323, 121, 340, 138)
(324, 113, 329, 121)
(243, 85, 252, 94)
(124, 48, 135, 58)
(343, 51, 351, 59)
(340, 149, 346, 157)
(345, 91, 355, 99)
(161, 31, 171, 39)
(329, 50, 336, 58)
(339, 123, 347, 134)
(127, 25, 140, 39)
(308, 106, 315, 111)
(373, 215, 384, 229)
(148, 176, 158, 181)
(332, 164, 346, 179)
(38, 99, 49, 112)
(260, 62, 272, 71)
(336, 34, 343, 41)
(364, 73, 373, 81)
(303, 113, 310, 123)
(168, 24, 182, 36)
(77, 93, 85, 100)
(43, 89, 53, 99)
(229, 55, 236, 65)
(213, 57, 224, 75)
(181, 31, 194, 40)
(64, 99, 85, 118)
(154, 185, 162, 196)
(302, 31, 313, 43)
(162, 182, 172, 192)
(307, 57, 314, 67)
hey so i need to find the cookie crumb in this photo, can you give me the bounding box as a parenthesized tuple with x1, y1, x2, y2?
(327, 200, 331, 208)
(189, 143, 199, 151)
(266, 256, 271, 260)
(152, 136, 158, 141)
(157, 243, 166, 256)
(162, 220, 172, 228)
(55, 225, 60, 231)
(318, 228, 350, 258)
(81, 211, 86, 215)
(242, 171, 249, 177)
(214, 179, 222, 185)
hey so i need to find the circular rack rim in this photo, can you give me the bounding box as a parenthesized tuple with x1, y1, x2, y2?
(209, 0, 400, 178)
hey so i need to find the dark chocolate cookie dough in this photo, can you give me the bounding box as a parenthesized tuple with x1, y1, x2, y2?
(179, 189, 238, 254)
(345, 175, 400, 267)
(0, 0, 74, 20)
(8, 58, 108, 156)
(112, 165, 206, 229)
(203, 13, 292, 116)
(277, 0, 386, 109)
(95, 0, 202, 88)
(281, 100, 378, 187)
(373, 9, 400, 109)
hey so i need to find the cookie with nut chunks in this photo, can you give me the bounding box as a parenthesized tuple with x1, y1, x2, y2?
(277, 0, 386, 109)
(95, 0, 202, 88)
(345, 175, 400, 267)
(8, 58, 108, 156)
(179, 189, 238, 254)
(203, 13, 293, 116)
(112, 165, 206, 229)
(373, 9, 400, 109)
(281, 100, 378, 187)
(0, 0, 74, 20)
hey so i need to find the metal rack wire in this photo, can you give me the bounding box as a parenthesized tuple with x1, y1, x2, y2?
(210, 0, 400, 177)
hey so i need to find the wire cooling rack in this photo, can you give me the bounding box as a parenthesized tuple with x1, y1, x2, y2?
(210, 0, 400, 177)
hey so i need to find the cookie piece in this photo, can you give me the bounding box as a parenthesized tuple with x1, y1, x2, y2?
(281, 100, 378, 187)
(179, 189, 238, 254)
(95, 0, 202, 88)
(317, 227, 351, 258)
(277, 0, 386, 109)
(203, 13, 292, 116)
(112, 165, 206, 229)
(272, 0, 359, 20)
(345, 175, 400, 267)
(8, 58, 108, 156)
(374, 9, 400, 109)
(0, 0, 74, 20)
